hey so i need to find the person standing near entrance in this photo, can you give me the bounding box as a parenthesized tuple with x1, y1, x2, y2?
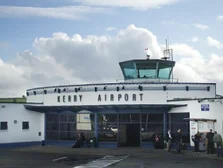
(206, 129, 214, 154)
(194, 131, 201, 153)
(175, 129, 182, 154)
(166, 129, 173, 151)
(213, 131, 223, 157)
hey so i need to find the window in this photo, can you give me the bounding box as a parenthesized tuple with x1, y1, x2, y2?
(119, 114, 140, 123)
(98, 114, 118, 141)
(158, 67, 171, 79)
(0, 121, 8, 130)
(141, 114, 164, 142)
(121, 62, 137, 79)
(138, 69, 156, 78)
(46, 113, 59, 122)
(22, 121, 29, 130)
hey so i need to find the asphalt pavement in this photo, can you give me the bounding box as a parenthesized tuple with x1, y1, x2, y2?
(0, 146, 222, 168)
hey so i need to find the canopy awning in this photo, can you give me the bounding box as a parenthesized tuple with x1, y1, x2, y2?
(24, 103, 187, 113)
(183, 118, 217, 122)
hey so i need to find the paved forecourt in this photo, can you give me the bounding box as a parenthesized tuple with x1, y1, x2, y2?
(1, 146, 223, 168)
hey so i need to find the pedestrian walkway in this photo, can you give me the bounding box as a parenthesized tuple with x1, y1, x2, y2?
(183, 150, 223, 161)
(74, 155, 129, 168)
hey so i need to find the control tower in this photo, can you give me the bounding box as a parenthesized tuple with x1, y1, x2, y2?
(119, 39, 175, 82)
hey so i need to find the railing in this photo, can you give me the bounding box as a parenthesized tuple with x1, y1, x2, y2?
(115, 77, 179, 83)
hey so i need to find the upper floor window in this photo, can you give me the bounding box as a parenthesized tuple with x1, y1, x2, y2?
(0, 121, 8, 130)
(22, 121, 29, 130)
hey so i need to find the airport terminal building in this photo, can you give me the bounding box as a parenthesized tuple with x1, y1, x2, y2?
(1, 48, 223, 148)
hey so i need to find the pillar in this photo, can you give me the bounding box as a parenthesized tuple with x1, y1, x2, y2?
(94, 112, 98, 140)
(163, 112, 167, 138)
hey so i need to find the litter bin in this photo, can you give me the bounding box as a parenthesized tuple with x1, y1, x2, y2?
(87, 137, 98, 148)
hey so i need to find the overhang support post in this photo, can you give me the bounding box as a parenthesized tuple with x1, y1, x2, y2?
(163, 112, 167, 138)
(94, 112, 98, 145)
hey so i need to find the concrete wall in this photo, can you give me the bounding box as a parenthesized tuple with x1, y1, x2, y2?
(0, 103, 45, 144)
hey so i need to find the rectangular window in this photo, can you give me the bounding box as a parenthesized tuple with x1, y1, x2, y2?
(22, 121, 29, 130)
(0, 121, 8, 130)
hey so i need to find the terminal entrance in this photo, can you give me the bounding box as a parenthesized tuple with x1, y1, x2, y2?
(118, 123, 140, 147)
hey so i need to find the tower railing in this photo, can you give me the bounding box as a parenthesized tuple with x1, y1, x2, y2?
(116, 78, 179, 84)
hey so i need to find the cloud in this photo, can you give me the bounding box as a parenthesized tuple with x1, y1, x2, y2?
(191, 36, 198, 42)
(168, 43, 202, 58)
(0, 50, 84, 97)
(74, 0, 181, 10)
(216, 15, 223, 21)
(194, 23, 209, 30)
(0, 6, 109, 20)
(1, 24, 223, 97)
(33, 25, 163, 81)
(105, 27, 117, 32)
(207, 36, 223, 49)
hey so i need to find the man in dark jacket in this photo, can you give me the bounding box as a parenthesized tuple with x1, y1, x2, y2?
(175, 129, 182, 154)
(206, 129, 214, 154)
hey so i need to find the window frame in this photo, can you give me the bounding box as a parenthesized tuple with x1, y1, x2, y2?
(22, 121, 29, 130)
(0, 121, 8, 130)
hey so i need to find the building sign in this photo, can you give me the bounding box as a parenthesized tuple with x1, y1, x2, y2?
(97, 93, 143, 102)
(201, 104, 209, 111)
(57, 93, 143, 103)
(190, 121, 197, 135)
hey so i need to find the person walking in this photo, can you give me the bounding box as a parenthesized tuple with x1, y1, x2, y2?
(206, 129, 214, 154)
(166, 129, 173, 152)
(213, 131, 223, 157)
(175, 129, 182, 154)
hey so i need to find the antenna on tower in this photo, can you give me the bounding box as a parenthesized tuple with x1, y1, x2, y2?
(162, 38, 174, 82)
(162, 38, 173, 61)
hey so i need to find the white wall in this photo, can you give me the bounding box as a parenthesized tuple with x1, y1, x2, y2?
(0, 103, 45, 144)
(169, 99, 223, 145)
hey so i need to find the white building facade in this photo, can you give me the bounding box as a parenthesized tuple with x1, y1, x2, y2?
(0, 55, 223, 148)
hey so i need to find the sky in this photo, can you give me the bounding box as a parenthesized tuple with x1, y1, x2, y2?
(0, 0, 223, 97)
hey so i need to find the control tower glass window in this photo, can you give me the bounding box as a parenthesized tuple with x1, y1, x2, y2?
(122, 62, 137, 79)
(139, 69, 156, 78)
(158, 67, 172, 79)
(119, 59, 175, 81)
(136, 62, 157, 78)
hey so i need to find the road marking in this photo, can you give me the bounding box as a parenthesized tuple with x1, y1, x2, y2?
(52, 156, 67, 162)
(74, 155, 129, 168)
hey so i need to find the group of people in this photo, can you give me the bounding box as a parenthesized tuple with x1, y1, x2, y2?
(193, 129, 222, 157)
(165, 128, 223, 157)
(72, 132, 97, 148)
(166, 129, 183, 154)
